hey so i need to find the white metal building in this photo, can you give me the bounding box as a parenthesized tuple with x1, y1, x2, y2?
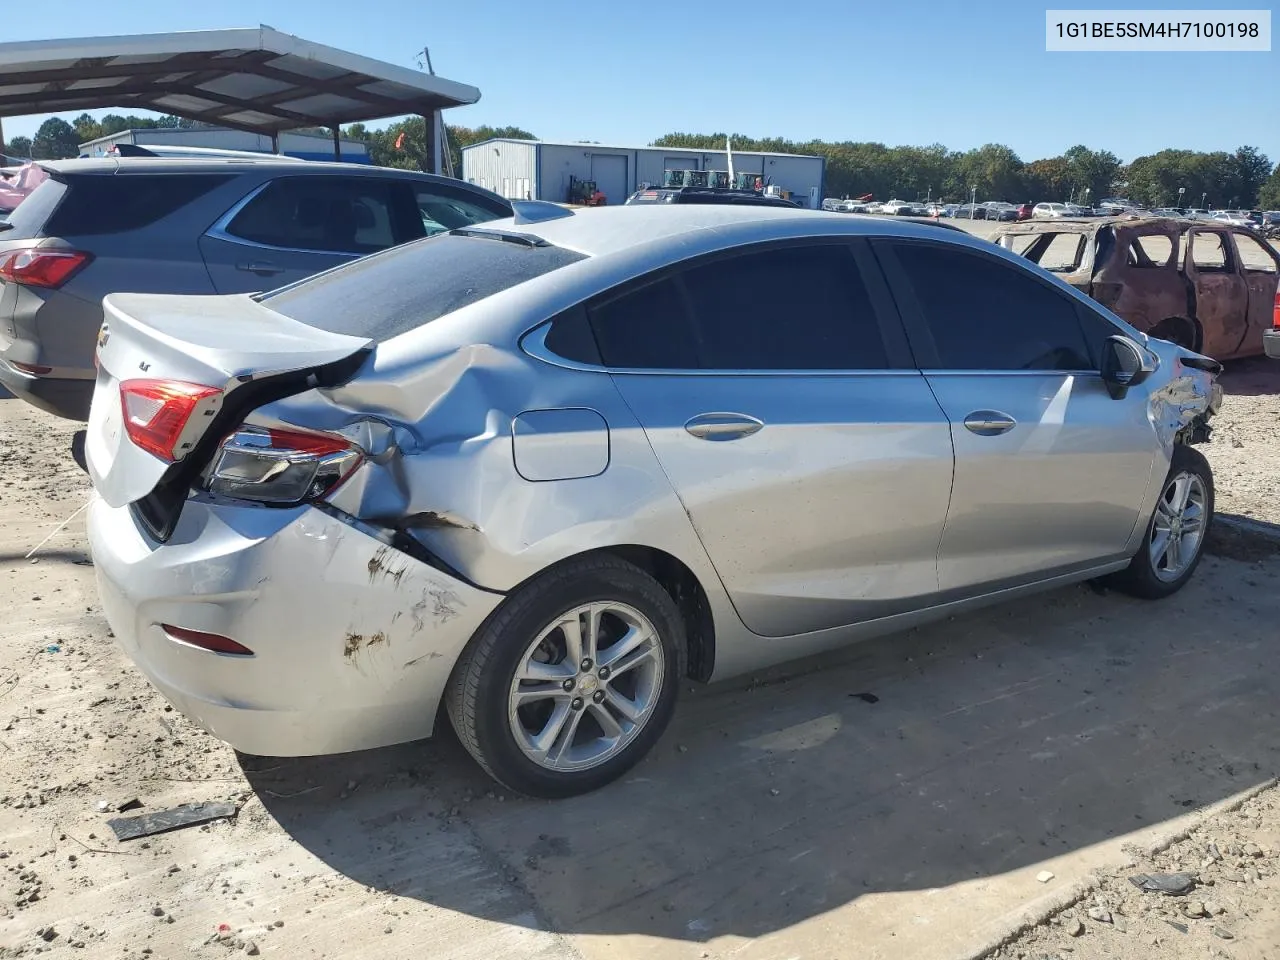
(78, 127, 370, 163)
(462, 139, 825, 208)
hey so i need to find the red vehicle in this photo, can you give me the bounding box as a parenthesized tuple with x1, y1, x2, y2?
(1015, 202, 1034, 221)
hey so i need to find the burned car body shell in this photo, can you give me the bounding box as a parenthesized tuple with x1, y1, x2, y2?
(992, 217, 1280, 360)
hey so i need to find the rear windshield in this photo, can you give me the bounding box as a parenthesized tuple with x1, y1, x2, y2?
(261, 232, 587, 341)
(44, 173, 232, 236)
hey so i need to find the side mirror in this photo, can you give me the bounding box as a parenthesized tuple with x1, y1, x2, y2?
(1101, 335, 1156, 399)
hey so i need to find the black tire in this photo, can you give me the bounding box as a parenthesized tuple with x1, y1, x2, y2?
(445, 555, 684, 798)
(1108, 445, 1214, 599)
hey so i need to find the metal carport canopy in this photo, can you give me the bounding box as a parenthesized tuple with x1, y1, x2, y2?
(0, 26, 480, 167)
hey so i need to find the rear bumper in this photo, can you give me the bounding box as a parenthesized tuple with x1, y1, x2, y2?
(0, 359, 92, 420)
(1264, 330, 1280, 360)
(88, 496, 505, 757)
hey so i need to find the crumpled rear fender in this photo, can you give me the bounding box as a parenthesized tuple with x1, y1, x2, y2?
(247, 343, 732, 609)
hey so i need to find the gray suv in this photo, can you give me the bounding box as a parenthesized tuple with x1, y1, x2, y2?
(0, 157, 511, 420)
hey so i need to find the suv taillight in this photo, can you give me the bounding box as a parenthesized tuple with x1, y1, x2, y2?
(206, 427, 363, 505)
(1273, 289, 1279, 330)
(120, 379, 221, 462)
(0, 248, 91, 288)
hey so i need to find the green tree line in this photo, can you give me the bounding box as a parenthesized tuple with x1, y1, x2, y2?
(11, 115, 1280, 209)
(654, 133, 1280, 210)
(8, 112, 533, 181)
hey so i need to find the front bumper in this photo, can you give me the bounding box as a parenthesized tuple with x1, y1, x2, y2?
(0, 359, 92, 420)
(1264, 329, 1280, 360)
(88, 496, 505, 757)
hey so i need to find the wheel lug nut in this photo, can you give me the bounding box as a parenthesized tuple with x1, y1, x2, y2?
(580, 658, 593, 671)
(592, 690, 605, 704)
(571, 697, 584, 711)
(562, 678, 575, 692)
(598, 666, 610, 680)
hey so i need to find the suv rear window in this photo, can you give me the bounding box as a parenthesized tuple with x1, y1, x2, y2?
(261, 232, 586, 341)
(44, 173, 232, 236)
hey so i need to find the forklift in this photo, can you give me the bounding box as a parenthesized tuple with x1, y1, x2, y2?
(567, 176, 606, 206)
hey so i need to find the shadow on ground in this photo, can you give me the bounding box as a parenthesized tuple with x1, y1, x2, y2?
(1218, 356, 1280, 397)
(0, 547, 92, 567)
(242, 556, 1280, 945)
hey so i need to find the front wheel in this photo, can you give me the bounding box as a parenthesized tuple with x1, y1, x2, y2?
(445, 556, 684, 798)
(1109, 445, 1214, 599)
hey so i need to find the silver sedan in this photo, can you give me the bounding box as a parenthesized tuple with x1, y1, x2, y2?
(84, 205, 1222, 798)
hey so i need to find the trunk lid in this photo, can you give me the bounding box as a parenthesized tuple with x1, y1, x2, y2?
(87, 291, 372, 508)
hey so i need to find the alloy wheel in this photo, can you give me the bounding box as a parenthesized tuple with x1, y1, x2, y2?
(507, 602, 665, 772)
(1149, 471, 1208, 582)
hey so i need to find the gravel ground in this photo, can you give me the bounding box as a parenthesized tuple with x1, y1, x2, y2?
(996, 789, 1280, 960)
(1201, 357, 1280, 527)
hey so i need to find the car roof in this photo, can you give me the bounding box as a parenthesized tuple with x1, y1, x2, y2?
(470, 205, 986, 259)
(38, 157, 462, 183)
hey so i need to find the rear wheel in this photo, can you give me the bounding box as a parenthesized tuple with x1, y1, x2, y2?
(1109, 445, 1214, 599)
(445, 556, 683, 798)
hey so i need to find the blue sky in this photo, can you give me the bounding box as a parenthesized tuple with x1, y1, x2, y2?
(4, 0, 1277, 163)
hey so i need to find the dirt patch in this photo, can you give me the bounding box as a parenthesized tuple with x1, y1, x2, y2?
(994, 786, 1280, 960)
(1204, 357, 1280, 527)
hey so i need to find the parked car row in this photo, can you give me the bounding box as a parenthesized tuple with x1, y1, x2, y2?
(0, 157, 514, 421)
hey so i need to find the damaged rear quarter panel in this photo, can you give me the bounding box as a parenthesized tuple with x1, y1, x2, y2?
(252, 306, 731, 607)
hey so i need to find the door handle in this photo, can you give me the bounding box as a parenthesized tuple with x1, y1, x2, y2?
(236, 261, 284, 276)
(684, 412, 764, 441)
(962, 411, 1017, 436)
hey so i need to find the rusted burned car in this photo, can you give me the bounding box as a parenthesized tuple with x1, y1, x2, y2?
(992, 217, 1280, 360)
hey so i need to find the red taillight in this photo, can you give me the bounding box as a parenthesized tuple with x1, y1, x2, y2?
(1273, 289, 1279, 330)
(206, 426, 362, 505)
(119, 379, 220, 462)
(0, 248, 91, 288)
(162, 625, 254, 656)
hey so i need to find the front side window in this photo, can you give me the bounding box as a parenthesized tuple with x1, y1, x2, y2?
(1233, 232, 1278, 273)
(225, 177, 402, 254)
(1189, 231, 1232, 272)
(891, 242, 1092, 371)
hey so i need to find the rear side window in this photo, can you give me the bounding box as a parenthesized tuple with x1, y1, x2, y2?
(590, 277, 699, 368)
(262, 233, 586, 342)
(226, 177, 410, 254)
(680, 244, 886, 369)
(413, 184, 509, 236)
(587, 242, 887, 370)
(1010, 233, 1086, 272)
(891, 242, 1092, 371)
(44, 174, 231, 236)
